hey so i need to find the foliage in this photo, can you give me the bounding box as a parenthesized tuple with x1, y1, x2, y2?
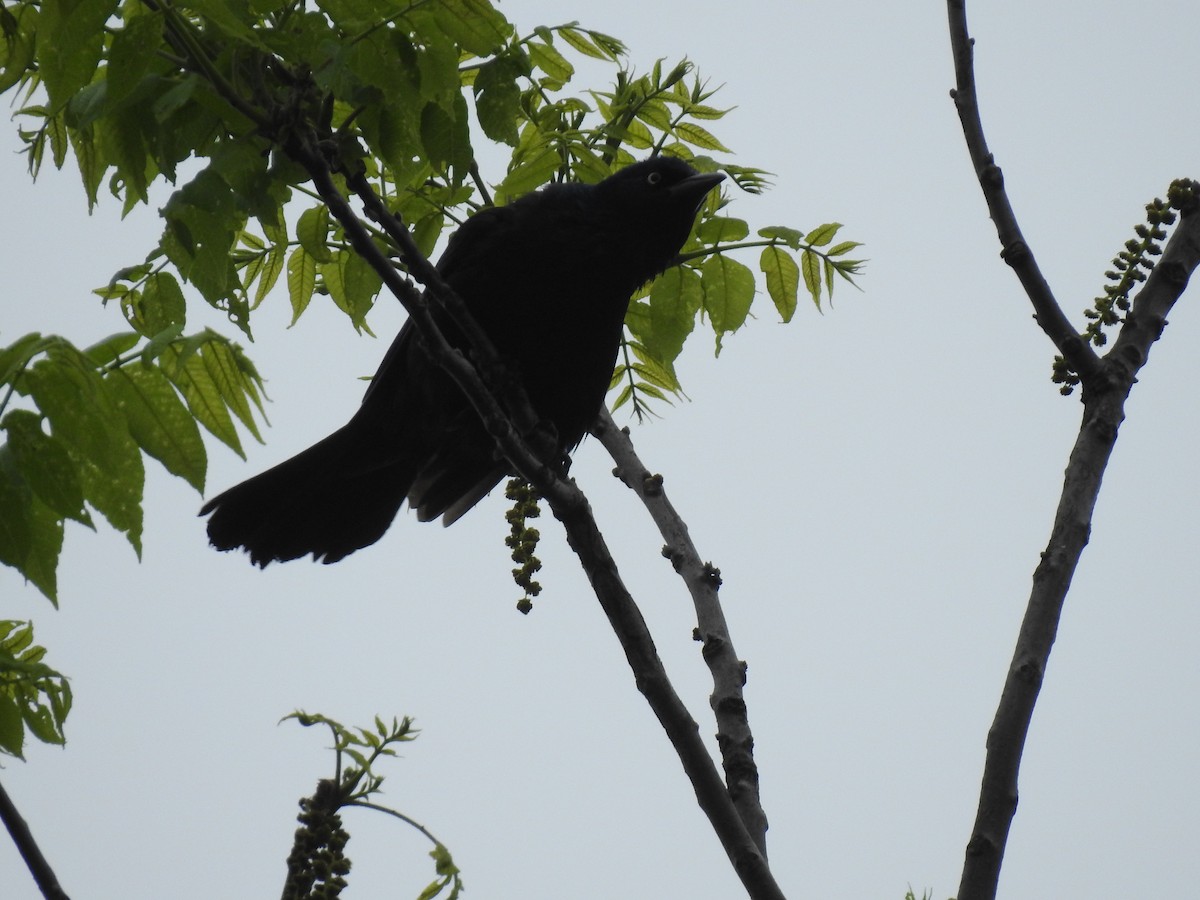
(1052, 178, 1199, 394)
(283, 711, 462, 900)
(0, 328, 266, 602)
(0, 0, 861, 698)
(0, 620, 71, 759)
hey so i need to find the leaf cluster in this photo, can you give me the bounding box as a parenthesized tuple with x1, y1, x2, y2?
(1, 0, 863, 629)
(0, 620, 71, 759)
(1052, 178, 1200, 394)
(283, 711, 463, 899)
(0, 327, 265, 602)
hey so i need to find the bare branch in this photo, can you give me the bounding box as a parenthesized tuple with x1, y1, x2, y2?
(957, 203, 1200, 900)
(595, 409, 768, 854)
(0, 778, 70, 900)
(946, 0, 1101, 382)
(947, 6, 1200, 894)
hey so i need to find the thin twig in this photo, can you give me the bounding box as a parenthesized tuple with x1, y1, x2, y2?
(0, 778, 70, 900)
(595, 408, 769, 855)
(946, 0, 1100, 382)
(348, 800, 444, 847)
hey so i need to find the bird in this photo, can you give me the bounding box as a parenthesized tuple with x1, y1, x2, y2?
(201, 156, 725, 566)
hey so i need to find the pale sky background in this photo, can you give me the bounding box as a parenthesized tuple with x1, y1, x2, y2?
(3, 2, 1198, 898)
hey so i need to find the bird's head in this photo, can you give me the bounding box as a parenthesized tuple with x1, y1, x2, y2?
(596, 157, 725, 278)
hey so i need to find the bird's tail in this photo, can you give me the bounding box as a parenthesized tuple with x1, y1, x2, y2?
(201, 415, 420, 567)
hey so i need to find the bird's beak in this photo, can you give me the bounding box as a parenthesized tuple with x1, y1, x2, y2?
(670, 171, 725, 209)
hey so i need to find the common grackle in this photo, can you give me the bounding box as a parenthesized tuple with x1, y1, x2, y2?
(202, 157, 724, 565)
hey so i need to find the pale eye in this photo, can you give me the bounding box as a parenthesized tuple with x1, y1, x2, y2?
(646, 171, 663, 186)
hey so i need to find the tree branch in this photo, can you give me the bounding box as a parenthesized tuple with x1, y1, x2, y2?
(282, 130, 786, 899)
(948, 5, 1200, 897)
(594, 409, 768, 855)
(0, 778, 70, 900)
(957, 201, 1200, 900)
(946, 0, 1101, 382)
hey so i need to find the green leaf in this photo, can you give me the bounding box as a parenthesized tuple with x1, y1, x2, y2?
(680, 102, 729, 121)
(629, 344, 682, 395)
(82, 331, 140, 367)
(673, 121, 731, 153)
(67, 125, 105, 211)
(98, 104, 151, 204)
(256, 242, 287, 305)
(527, 41, 574, 83)
(38, 0, 117, 112)
(430, 0, 511, 56)
(804, 222, 842, 247)
(0, 691, 23, 758)
(701, 255, 755, 354)
(0, 449, 34, 596)
(609, 382, 633, 412)
(2, 410, 89, 524)
(161, 177, 243, 307)
(106, 365, 207, 492)
(697, 216, 749, 244)
(0, 333, 54, 387)
(287, 246, 318, 325)
(757, 226, 803, 250)
(473, 52, 528, 146)
(107, 10, 164, 108)
(420, 94, 472, 180)
(0, 3, 37, 96)
(760, 245, 799, 323)
(632, 266, 702, 367)
(199, 339, 265, 442)
(801, 249, 822, 309)
(634, 98, 673, 132)
(19, 495, 64, 603)
(296, 205, 334, 263)
(497, 143, 561, 200)
(23, 345, 144, 555)
(0, 444, 70, 604)
(0, 621, 71, 753)
(129, 272, 188, 338)
(558, 25, 621, 62)
(827, 240, 862, 257)
(322, 250, 380, 333)
(160, 340, 243, 457)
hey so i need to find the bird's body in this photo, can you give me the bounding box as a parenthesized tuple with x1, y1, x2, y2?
(202, 158, 723, 565)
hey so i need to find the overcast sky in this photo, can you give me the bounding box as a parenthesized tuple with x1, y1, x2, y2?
(3, 1, 1198, 898)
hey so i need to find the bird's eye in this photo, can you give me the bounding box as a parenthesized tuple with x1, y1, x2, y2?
(646, 171, 663, 186)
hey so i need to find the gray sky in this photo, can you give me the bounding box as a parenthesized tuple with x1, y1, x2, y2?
(3, 1, 1198, 898)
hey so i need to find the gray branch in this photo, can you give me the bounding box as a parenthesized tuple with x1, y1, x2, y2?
(0, 778, 70, 900)
(947, 3, 1200, 899)
(595, 408, 768, 855)
(946, 0, 1101, 381)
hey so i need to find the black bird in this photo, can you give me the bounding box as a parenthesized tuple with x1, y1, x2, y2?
(202, 157, 724, 566)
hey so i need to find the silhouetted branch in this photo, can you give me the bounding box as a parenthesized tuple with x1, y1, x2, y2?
(595, 409, 768, 855)
(0, 778, 70, 900)
(947, 5, 1200, 899)
(946, 0, 1101, 383)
